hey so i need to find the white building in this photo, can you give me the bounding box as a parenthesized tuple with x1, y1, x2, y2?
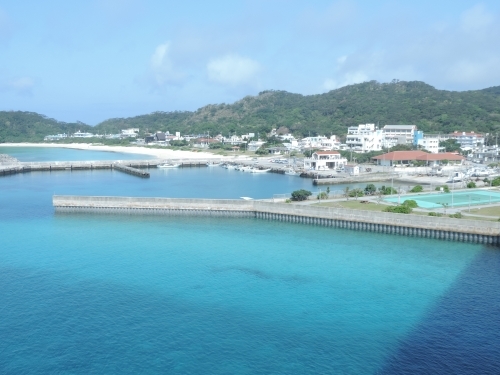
(303, 151, 347, 171)
(72, 130, 94, 138)
(121, 128, 139, 137)
(448, 131, 484, 150)
(417, 134, 441, 153)
(382, 125, 417, 148)
(299, 135, 339, 151)
(344, 164, 360, 176)
(44, 133, 68, 141)
(248, 140, 266, 152)
(346, 124, 383, 153)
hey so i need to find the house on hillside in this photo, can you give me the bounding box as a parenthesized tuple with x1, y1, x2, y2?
(193, 138, 218, 148)
(154, 132, 167, 143)
(303, 151, 347, 171)
(266, 146, 289, 155)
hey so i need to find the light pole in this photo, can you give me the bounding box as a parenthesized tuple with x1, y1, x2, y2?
(452, 180, 454, 208)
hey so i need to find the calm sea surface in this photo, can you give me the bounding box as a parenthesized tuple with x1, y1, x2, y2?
(0, 147, 499, 374)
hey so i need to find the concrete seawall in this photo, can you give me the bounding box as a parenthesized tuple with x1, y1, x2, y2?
(53, 195, 500, 245)
(0, 159, 218, 177)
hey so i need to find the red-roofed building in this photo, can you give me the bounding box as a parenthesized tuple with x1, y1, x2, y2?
(304, 151, 347, 171)
(372, 151, 464, 166)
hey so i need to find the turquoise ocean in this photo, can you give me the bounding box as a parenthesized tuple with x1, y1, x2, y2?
(1, 148, 499, 374)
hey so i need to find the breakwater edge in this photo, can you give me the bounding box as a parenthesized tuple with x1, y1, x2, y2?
(53, 195, 500, 245)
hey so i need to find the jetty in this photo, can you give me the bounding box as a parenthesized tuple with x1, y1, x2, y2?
(53, 195, 500, 245)
(0, 158, 222, 178)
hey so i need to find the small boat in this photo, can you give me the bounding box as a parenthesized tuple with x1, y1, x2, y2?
(206, 162, 220, 167)
(158, 163, 180, 168)
(284, 168, 298, 176)
(251, 168, 271, 173)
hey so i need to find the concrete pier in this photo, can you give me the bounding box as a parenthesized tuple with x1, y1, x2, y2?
(0, 158, 222, 177)
(113, 164, 150, 178)
(53, 195, 500, 245)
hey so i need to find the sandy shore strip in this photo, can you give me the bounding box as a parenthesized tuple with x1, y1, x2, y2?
(0, 143, 248, 160)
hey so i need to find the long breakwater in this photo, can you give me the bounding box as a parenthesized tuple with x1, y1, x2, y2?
(53, 195, 500, 245)
(0, 159, 212, 177)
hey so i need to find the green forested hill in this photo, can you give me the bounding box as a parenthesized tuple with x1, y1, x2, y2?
(0, 111, 93, 142)
(93, 80, 500, 137)
(2, 80, 500, 142)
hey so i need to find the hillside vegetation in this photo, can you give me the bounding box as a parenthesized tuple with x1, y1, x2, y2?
(0, 112, 93, 143)
(2, 80, 500, 142)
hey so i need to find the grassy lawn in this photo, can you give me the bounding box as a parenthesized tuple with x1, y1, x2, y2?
(314, 200, 500, 221)
(316, 200, 387, 211)
(315, 200, 429, 215)
(461, 205, 500, 217)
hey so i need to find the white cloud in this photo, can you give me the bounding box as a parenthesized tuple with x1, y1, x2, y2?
(148, 41, 184, 89)
(316, 3, 500, 92)
(446, 58, 500, 85)
(460, 4, 494, 33)
(1, 77, 36, 96)
(323, 71, 369, 91)
(207, 54, 261, 86)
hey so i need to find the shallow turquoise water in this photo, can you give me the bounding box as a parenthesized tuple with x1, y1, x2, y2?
(1, 148, 499, 374)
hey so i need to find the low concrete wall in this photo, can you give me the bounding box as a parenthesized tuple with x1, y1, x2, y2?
(53, 195, 500, 244)
(313, 173, 394, 185)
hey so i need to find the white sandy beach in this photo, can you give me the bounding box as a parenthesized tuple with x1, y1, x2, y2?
(0, 143, 244, 160)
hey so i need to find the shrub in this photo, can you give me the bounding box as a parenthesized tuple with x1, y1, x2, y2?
(384, 205, 413, 214)
(428, 212, 443, 217)
(291, 189, 312, 201)
(379, 186, 397, 195)
(402, 200, 418, 208)
(317, 192, 329, 200)
(491, 177, 500, 186)
(449, 212, 463, 219)
(349, 189, 364, 198)
(285, 199, 292, 203)
(435, 185, 450, 193)
(410, 185, 423, 193)
(255, 146, 268, 155)
(364, 184, 377, 195)
(466, 181, 476, 188)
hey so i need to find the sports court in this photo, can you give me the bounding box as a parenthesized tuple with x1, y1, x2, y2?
(384, 189, 500, 209)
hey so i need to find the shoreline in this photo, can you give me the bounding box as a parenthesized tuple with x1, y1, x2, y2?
(0, 142, 238, 160)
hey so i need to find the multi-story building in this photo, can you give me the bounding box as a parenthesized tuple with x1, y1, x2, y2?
(303, 151, 348, 171)
(345, 124, 383, 153)
(299, 136, 339, 151)
(417, 134, 442, 153)
(448, 131, 484, 150)
(382, 125, 417, 148)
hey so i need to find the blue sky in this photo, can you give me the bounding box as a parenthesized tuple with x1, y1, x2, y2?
(1, 0, 499, 125)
